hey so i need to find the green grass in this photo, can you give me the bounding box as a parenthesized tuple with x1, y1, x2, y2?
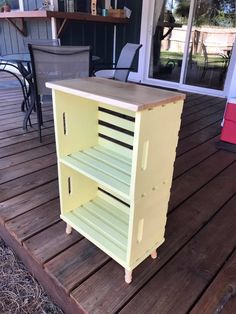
(159, 51, 225, 67)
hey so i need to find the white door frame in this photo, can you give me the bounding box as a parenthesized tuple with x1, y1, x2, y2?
(129, 0, 236, 98)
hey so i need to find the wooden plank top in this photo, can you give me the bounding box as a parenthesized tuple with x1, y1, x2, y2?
(46, 77, 185, 112)
(0, 10, 128, 24)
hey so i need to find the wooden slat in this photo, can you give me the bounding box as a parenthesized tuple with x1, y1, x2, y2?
(96, 191, 130, 218)
(71, 150, 131, 184)
(98, 110, 135, 132)
(95, 145, 132, 165)
(98, 137, 133, 158)
(85, 146, 131, 174)
(97, 186, 131, 209)
(98, 124, 134, 146)
(84, 201, 128, 236)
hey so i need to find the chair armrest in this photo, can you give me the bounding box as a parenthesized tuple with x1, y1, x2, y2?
(93, 69, 115, 79)
(93, 66, 134, 76)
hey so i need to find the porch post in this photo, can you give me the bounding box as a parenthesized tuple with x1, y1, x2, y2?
(51, 17, 57, 39)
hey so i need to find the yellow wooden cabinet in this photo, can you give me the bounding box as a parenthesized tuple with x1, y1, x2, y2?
(46, 77, 185, 283)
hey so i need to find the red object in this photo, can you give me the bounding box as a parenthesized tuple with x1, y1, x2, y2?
(221, 99, 236, 144)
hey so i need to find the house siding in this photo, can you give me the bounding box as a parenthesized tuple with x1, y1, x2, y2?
(0, 0, 142, 64)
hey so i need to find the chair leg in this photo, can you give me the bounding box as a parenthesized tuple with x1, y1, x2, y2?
(21, 79, 30, 112)
(201, 66, 207, 79)
(35, 96, 43, 142)
(23, 91, 35, 130)
(37, 95, 43, 126)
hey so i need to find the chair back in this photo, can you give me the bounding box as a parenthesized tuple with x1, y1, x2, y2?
(29, 45, 92, 96)
(24, 38, 61, 48)
(114, 43, 142, 81)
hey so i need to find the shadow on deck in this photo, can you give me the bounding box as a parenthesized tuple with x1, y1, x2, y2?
(0, 74, 236, 313)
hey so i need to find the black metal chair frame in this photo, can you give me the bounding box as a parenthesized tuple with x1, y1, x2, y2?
(0, 60, 31, 118)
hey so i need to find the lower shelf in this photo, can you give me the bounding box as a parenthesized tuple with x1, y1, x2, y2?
(61, 195, 129, 266)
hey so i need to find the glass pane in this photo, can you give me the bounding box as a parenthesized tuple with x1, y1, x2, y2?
(149, 0, 190, 82)
(185, 0, 236, 90)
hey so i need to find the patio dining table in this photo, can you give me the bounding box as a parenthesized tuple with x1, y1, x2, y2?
(0, 52, 101, 130)
(0, 53, 33, 129)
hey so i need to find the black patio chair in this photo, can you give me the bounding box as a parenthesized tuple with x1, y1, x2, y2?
(201, 43, 226, 80)
(28, 44, 92, 141)
(20, 38, 61, 112)
(94, 43, 142, 82)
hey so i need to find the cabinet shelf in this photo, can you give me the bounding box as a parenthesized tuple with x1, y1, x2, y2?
(60, 145, 132, 200)
(61, 195, 129, 265)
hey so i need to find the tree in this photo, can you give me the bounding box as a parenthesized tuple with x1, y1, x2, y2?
(174, 0, 235, 27)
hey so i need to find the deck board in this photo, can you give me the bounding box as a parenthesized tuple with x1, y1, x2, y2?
(177, 121, 221, 155)
(169, 150, 236, 211)
(23, 221, 81, 264)
(6, 198, 61, 243)
(0, 153, 56, 184)
(0, 74, 235, 314)
(0, 180, 59, 223)
(190, 248, 236, 313)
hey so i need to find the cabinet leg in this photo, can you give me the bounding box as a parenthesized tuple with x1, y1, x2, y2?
(151, 250, 157, 259)
(125, 269, 132, 284)
(66, 224, 72, 235)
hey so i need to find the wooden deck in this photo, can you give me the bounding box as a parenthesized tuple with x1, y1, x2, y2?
(1, 74, 236, 313)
